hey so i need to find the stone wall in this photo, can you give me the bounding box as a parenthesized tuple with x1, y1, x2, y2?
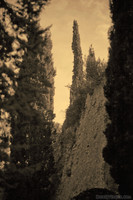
(56, 86, 117, 200)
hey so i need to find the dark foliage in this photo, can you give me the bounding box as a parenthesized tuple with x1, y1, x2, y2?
(0, 1, 57, 200)
(103, 0, 133, 197)
(63, 44, 105, 131)
(63, 86, 87, 130)
(86, 45, 106, 92)
(70, 20, 84, 104)
(71, 20, 84, 83)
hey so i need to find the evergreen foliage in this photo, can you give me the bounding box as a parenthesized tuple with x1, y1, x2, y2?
(86, 45, 106, 94)
(70, 20, 84, 104)
(0, 0, 57, 199)
(63, 20, 86, 130)
(72, 20, 83, 83)
(43, 31, 56, 117)
(0, 1, 17, 197)
(63, 86, 87, 130)
(7, 24, 55, 200)
(103, 0, 133, 197)
(63, 43, 106, 131)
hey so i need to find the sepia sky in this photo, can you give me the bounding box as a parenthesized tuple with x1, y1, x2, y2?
(40, 0, 111, 124)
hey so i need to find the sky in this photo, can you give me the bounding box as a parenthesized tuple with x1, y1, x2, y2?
(40, 0, 111, 124)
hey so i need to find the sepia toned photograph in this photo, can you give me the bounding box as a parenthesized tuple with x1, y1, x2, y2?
(0, 0, 133, 199)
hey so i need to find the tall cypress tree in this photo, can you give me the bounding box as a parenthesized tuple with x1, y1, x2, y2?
(103, 0, 133, 196)
(70, 20, 84, 104)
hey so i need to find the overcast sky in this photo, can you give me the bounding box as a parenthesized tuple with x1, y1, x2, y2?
(40, 0, 111, 124)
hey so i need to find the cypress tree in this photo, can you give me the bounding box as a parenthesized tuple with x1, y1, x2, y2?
(43, 31, 56, 120)
(86, 45, 96, 80)
(86, 45, 105, 93)
(86, 45, 97, 90)
(63, 21, 86, 129)
(103, 0, 133, 197)
(70, 20, 84, 104)
(7, 15, 56, 200)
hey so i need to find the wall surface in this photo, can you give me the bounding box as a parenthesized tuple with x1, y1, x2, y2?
(56, 86, 117, 200)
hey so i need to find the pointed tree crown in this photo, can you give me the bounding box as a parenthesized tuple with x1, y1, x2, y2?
(86, 45, 96, 81)
(71, 20, 83, 86)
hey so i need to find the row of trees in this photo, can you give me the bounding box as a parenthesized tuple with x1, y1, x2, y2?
(63, 20, 105, 130)
(1, 0, 133, 199)
(0, 1, 57, 200)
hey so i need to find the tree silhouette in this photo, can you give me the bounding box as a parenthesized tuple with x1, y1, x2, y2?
(103, 0, 133, 197)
